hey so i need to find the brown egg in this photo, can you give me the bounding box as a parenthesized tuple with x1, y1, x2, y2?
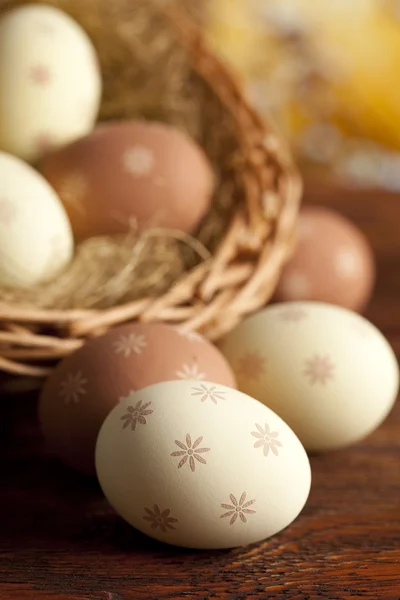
(39, 120, 214, 239)
(38, 322, 236, 474)
(274, 206, 376, 312)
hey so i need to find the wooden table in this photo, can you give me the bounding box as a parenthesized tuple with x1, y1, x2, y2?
(1, 179, 400, 600)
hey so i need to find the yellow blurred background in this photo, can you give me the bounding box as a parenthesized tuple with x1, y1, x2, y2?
(202, 0, 400, 190)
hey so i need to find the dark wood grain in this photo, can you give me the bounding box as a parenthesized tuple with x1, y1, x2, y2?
(1, 178, 400, 600)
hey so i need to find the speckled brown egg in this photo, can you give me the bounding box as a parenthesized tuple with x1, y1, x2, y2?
(38, 322, 236, 474)
(274, 206, 376, 312)
(39, 120, 214, 239)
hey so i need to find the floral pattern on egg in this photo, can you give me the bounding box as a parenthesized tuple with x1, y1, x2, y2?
(113, 333, 147, 358)
(274, 206, 376, 312)
(39, 323, 236, 475)
(121, 400, 153, 431)
(171, 434, 210, 472)
(303, 354, 336, 386)
(0, 4, 102, 163)
(39, 120, 214, 238)
(143, 505, 178, 533)
(123, 146, 156, 177)
(176, 363, 206, 380)
(251, 423, 283, 457)
(278, 307, 309, 323)
(174, 326, 204, 343)
(58, 371, 88, 405)
(29, 64, 52, 86)
(220, 492, 257, 526)
(95, 381, 312, 549)
(191, 384, 227, 405)
(237, 351, 266, 381)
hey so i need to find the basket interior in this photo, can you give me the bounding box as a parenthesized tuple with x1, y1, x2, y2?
(0, 0, 252, 308)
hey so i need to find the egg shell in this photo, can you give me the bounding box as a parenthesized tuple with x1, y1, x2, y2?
(39, 120, 214, 239)
(219, 301, 399, 452)
(95, 380, 311, 549)
(0, 4, 102, 163)
(274, 206, 376, 312)
(0, 151, 73, 288)
(38, 322, 236, 474)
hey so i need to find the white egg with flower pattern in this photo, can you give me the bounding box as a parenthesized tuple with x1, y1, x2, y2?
(0, 151, 73, 288)
(95, 380, 311, 550)
(0, 4, 101, 162)
(218, 302, 399, 452)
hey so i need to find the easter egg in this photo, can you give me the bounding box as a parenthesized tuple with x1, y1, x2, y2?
(219, 302, 399, 452)
(0, 4, 102, 163)
(275, 206, 376, 312)
(0, 151, 73, 288)
(95, 380, 311, 549)
(38, 322, 236, 474)
(39, 120, 214, 239)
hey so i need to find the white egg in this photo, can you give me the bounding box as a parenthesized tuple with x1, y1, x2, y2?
(0, 4, 102, 163)
(95, 380, 311, 550)
(0, 151, 74, 288)
(219, 302, 399, 452)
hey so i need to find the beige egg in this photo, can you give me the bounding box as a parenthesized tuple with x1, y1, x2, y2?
(0, 4, 101, 163)
(39, 322, 236, 474)
(219, 302, 399, 452)
(0, 151, 73, 288)
(95, 380, 311, 549)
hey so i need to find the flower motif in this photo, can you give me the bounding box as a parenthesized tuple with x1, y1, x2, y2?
(121, 400, 153, 431)
(123, 146, 155, 177)
(191, 384, 226, 405)
(58, 172, 89, 213)
(304, 354, 335, 385)
(143, 504, 178, 533)
(113, 333, 147, 358)
(220, 492, 256, 525)
(29, 64, 52, 86)
(0, 199, 17, 226)
(171, 434, 210, 472)
(279, 307, 308, 322)
(251, 423, 283, 457)
(279, 271, 312, 300)
(174, 326, 204, 343)
(335, 248, 360, 278)
(175, 363, 206, 381)
(238, 351, 266, 381)
(59, 371, 87, 405)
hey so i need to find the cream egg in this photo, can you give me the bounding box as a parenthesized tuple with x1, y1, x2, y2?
(95, 380, 311, 549)
(274, 206, 376, 313)
(0, 4, 102, 163)
(39, 120, 214, 239)
(219, 302, 399, 452)
(0, 151, 73, 288)
(39, 322, 236, 474)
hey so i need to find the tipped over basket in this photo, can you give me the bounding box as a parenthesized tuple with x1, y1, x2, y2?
(0, 0, 302, 394)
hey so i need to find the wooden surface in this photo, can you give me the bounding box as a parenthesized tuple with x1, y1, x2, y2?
(1, 178, 400, 600)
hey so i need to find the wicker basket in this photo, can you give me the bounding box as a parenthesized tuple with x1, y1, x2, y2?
(0, 0, 302, 394)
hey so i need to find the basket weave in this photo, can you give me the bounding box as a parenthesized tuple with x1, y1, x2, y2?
(0, 0, 302, 394)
